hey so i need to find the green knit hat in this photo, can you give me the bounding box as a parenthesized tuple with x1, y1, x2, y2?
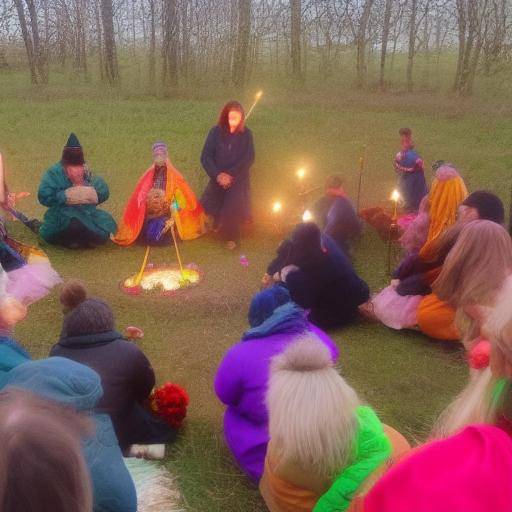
(62, 133, 85, 165)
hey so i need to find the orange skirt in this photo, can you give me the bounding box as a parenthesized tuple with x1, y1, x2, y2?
(417, 293, 460, 341)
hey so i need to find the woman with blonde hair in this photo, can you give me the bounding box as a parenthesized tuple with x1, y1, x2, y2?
(259, 335, 409, 512)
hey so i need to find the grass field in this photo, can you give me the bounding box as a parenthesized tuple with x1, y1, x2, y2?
(2, 71, 511, 510)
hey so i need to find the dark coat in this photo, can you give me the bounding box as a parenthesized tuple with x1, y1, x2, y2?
(50, 330, 172, 448)
(200, 126, 255, 238)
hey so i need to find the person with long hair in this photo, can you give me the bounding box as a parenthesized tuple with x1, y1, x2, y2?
(214, 286, 339, 481)
(259, 336, 409, 512)
(200, 100, 255, 250)
(114, 141, 205, 246)
(359, 425, 512, 512)
(0, 389, 93, 512)
(267, 223, 369, 329)
(1, 356, 137, 511)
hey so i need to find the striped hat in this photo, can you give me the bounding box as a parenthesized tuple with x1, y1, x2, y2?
(152, 141, 168, 158)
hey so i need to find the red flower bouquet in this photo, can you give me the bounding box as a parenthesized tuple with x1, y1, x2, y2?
(150, 382, 189, 429)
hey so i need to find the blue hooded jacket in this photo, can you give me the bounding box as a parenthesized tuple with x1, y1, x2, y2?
(1, 356, 137, 512)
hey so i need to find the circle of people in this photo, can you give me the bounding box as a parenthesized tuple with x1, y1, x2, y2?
(0, 103, 511, 512)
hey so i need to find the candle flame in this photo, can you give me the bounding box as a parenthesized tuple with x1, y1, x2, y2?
(296, 167, 306, 180)
(391, 189, 400, 202)
(256, 90, 263, 100)
(302, 209, 313, 222)
(272, 201, 283, 214)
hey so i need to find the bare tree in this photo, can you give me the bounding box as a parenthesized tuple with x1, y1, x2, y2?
(290, 0, 301, 80)
(100, 0, 119, 84)
(232, 0, 251, 88)
(162, 0, 178, 87)
(406, 0, 418, 92)
(380, 0, 393, 90)
(356, 0, 375, 88)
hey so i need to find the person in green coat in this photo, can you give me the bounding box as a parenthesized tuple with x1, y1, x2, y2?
(38, 133, 117, 248)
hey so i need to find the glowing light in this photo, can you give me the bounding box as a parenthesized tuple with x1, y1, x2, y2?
(272, 201, 283, 214)
(391, 189, 400, 202)
(302, 209, 313, 222)
(296, 167, 306, 180)
(255, 90, 263, 100)
(124, 267, 201, 293)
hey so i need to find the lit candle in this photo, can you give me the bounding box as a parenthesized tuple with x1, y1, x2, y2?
(272, 201, 283, 214)
(296, 167, 306, 180)
(246, 90, 264, 119)
(302, 209, 313, 222)
(390, 189, 400, 220)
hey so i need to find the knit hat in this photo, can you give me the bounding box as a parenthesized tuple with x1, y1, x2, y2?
(62, 133, 85, 166)
(152, 141, 168, 159)
(248, 286, 292, 328)
(61, 298, 115, 337)
(364, 425, 512, 512)
(462, 191, 505, 224)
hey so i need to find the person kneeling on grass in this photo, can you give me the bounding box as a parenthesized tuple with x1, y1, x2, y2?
(312, 175, 362, 258)
(50, 281, 176, 458)
(38, 133, 117, 248)
(260, 336, 410, 512)
(214, 286, 339, 481)
(264, 223, 369, 329)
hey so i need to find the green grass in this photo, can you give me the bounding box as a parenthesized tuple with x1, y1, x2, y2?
(2, 72, 511, 510)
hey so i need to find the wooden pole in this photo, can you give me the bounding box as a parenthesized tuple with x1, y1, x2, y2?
(356, 145, 367, 212)
(134, 246, 151, 286)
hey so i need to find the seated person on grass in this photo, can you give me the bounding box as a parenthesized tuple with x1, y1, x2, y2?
(312, 174, 361, 258)
(50, 281, 176, 457)
(38, 133, 117, 248)
(114, 141, 205, 246)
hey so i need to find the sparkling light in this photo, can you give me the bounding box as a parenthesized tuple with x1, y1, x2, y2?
(391, 189, 401, 202)
(272, 201, 283, 214)
(302, 209, 313, 222)
(296, 167, 306, 180)
(124, 268, 200, 292)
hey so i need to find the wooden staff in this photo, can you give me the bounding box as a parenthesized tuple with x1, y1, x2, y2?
(356, 145, 367, 212)
(134, 246, 151, 286)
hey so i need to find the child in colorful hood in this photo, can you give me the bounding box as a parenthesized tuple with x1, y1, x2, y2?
(313, 175, 361, 257)
(38, 133, 117, 248)
(214, 286, 339, 481)
(394, 127, 428, 212)
(114, 141, 205, 246)
(259, 336, 410, 512)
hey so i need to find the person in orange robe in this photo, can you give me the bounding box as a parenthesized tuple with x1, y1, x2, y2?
(113, 142, 205, 246)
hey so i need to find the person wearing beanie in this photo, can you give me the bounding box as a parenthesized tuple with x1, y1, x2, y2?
(312, 175, 362, 258)
(114, 141, 206, 246)
(215, 287, 339, 481)
(50, 282, 176, 452)
(458, 190, 505, 225)
(360, 425, 512, 512)
(394, 127, 428, 212)
(38, 133, 117, 248)
(259, 336, 409, 512)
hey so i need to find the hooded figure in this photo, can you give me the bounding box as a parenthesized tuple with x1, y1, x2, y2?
(38, 133, 117, 248)
(214, 286, 339, 481)
(113, 141, 206, 246)
(1, 357, 137, 512)
(276, 223, 370, 329)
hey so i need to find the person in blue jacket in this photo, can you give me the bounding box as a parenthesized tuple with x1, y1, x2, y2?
(1, 357, 137, 512)
(200, 100, 255, 250)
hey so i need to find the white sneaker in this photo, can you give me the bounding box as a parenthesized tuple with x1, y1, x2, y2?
(127, 444, 166, 460)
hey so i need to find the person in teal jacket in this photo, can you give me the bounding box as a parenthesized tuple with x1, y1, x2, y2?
(1, 357, 137, 512)
(38, 133, 117, 248)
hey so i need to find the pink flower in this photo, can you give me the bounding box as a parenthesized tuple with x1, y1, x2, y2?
(468, 338, 491, 370)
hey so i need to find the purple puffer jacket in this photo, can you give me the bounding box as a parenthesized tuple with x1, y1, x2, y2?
(214, 325, 339, 481)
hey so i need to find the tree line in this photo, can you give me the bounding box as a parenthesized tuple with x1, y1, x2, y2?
(2, 0, 511, 95)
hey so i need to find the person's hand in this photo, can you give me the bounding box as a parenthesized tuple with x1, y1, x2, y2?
(261, 273, 273, 289)
(125, 326, 144, 341)
(281, 265, 299, 283)
(217, 172, 233, 189)
(390, 279, 400, 288)
(65, 186, 98, 205)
